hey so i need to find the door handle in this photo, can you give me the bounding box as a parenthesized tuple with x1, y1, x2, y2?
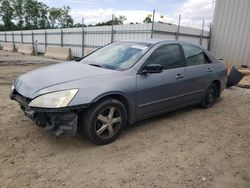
(175, 73, 184, 79)
(206, 68, 214, 72)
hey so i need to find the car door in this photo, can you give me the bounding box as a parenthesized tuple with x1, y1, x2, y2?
(181, 44, 214, 103)
(136, 44, 185, 118)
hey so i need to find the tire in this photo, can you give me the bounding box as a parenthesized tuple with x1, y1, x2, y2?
(201, 83, 218, 108)
(80, 98, 127, 145)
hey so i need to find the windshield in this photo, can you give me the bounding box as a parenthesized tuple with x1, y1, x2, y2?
(81, 42, 152, 70)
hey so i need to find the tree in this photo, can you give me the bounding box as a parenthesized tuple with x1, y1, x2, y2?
(49, 7, 62, 28)
(74, 23, 86, 27)
(59, 6, 73, 28)
(37, 2, 49, 29)
(95, 15, 127, 26)
(23, 0, 41, 29)
(113, 15, 127, 25)
(143, 15, 152, 23)
(12, 0, 24, 29)
(0, 0, 74, 30)
(0, 0, 14, 30)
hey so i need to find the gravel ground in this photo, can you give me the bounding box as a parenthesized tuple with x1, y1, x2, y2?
(0, 51, 250, 188)
(0, 50, 62, 64)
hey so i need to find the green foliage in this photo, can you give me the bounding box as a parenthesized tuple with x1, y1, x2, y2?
(143, 16, 152, 23)
(0, 0, 128, 31)
(95, 15, 127, 26)
(59, 6, 73, 28)
(0, 0, 15, 30)
(49, 7, 62, 29)
(0, 0, 74, 30)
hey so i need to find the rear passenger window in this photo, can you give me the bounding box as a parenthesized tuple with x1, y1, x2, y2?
(147, 44, 181, 70)
(182, 45, 209, 66)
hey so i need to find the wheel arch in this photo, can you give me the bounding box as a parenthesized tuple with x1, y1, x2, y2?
(211, 79, 221, 96)
(91, 92, 133, 124)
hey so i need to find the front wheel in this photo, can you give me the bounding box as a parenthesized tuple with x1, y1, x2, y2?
(201, 83, 218, 108)
(80, 98, 127, 145)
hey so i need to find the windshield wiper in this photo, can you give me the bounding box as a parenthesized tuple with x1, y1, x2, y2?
(88, 63, 103, 68)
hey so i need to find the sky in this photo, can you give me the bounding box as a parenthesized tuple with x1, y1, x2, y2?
(39, 0, 215, 30)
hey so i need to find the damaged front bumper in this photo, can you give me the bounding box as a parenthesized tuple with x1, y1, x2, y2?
(10, 90, 87, 136)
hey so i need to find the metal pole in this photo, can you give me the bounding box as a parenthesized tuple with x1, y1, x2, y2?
(208, 23, 212, 50)
(31, 30, 34, 45)
(21, 31, 23, 43)
(200, 19, 204, 46)
(3, 26, 6, 42)
(151, 9, 155, 39)
(111, 14, 114, 43)
(12, 31, 15, 50)
(82, 17, 85, 57)
(34, 40, 37, 55)
(31, 30, 34, 55)
(12, 31, 14, 43)
(60, 29, 63, 47)
(45, 30, 47, 49)
(176, 14, 181, 40)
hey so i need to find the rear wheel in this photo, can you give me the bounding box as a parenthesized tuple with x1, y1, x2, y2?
(80, 98, 127, 145)
(201, 83, 218, 108)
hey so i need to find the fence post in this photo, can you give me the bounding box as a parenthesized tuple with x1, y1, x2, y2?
(31, 30, 34, 55)
(151, 9, 155, 39)
(82, 17, 85, 57)
(61, 29, 63, 47)
(44, 30, 47, 50)
(4, 31, 6, 42)
(111, 14, 114, 43)
(200, 20, 204, 46)
(176, 14, 181, 40)
(12, 31, 15, 50)
(21, 31, 23, 44)
(31, 30, 34, 45)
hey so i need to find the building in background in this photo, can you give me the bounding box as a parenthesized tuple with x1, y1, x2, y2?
(211, 0, 250, 67)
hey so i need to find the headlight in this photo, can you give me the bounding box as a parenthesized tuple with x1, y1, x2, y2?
(11, 85, 14, 91)
(29, 89, 78, 108)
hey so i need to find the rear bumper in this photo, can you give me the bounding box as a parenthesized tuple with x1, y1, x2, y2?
(10, 91, 87, 136)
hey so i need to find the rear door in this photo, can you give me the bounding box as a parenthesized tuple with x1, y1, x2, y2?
(136, 44, 185, 118)
(181, 44, 214, 103)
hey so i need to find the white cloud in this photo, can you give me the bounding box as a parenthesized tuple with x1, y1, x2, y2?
(71, 0, 214, 30)
(172, 0, 214, 29)
(71, 9, 176, 25)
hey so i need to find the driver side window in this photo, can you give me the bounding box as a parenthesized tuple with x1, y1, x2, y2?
(146, 44, 181, 70)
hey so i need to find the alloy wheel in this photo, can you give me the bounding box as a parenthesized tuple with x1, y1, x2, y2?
(94, 106, 122, 139)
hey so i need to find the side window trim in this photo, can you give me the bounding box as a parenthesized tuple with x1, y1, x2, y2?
(181, 44, 210, 67)
(143, 43, 183, 71)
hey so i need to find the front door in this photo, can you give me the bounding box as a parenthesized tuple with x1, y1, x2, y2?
(136, 44, 185, 118)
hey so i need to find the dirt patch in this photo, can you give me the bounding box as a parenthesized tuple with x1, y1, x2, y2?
(0, 52, 250, 188)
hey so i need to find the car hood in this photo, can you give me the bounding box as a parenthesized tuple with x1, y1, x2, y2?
(14, 61, 118, 98)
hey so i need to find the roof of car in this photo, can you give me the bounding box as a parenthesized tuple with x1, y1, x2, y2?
(121, 39, 188, 45)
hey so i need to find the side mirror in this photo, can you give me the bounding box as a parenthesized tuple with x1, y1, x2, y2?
(141, 64, 163, 74)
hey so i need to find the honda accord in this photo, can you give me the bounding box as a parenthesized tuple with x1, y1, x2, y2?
(10, 40, 227, 145)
